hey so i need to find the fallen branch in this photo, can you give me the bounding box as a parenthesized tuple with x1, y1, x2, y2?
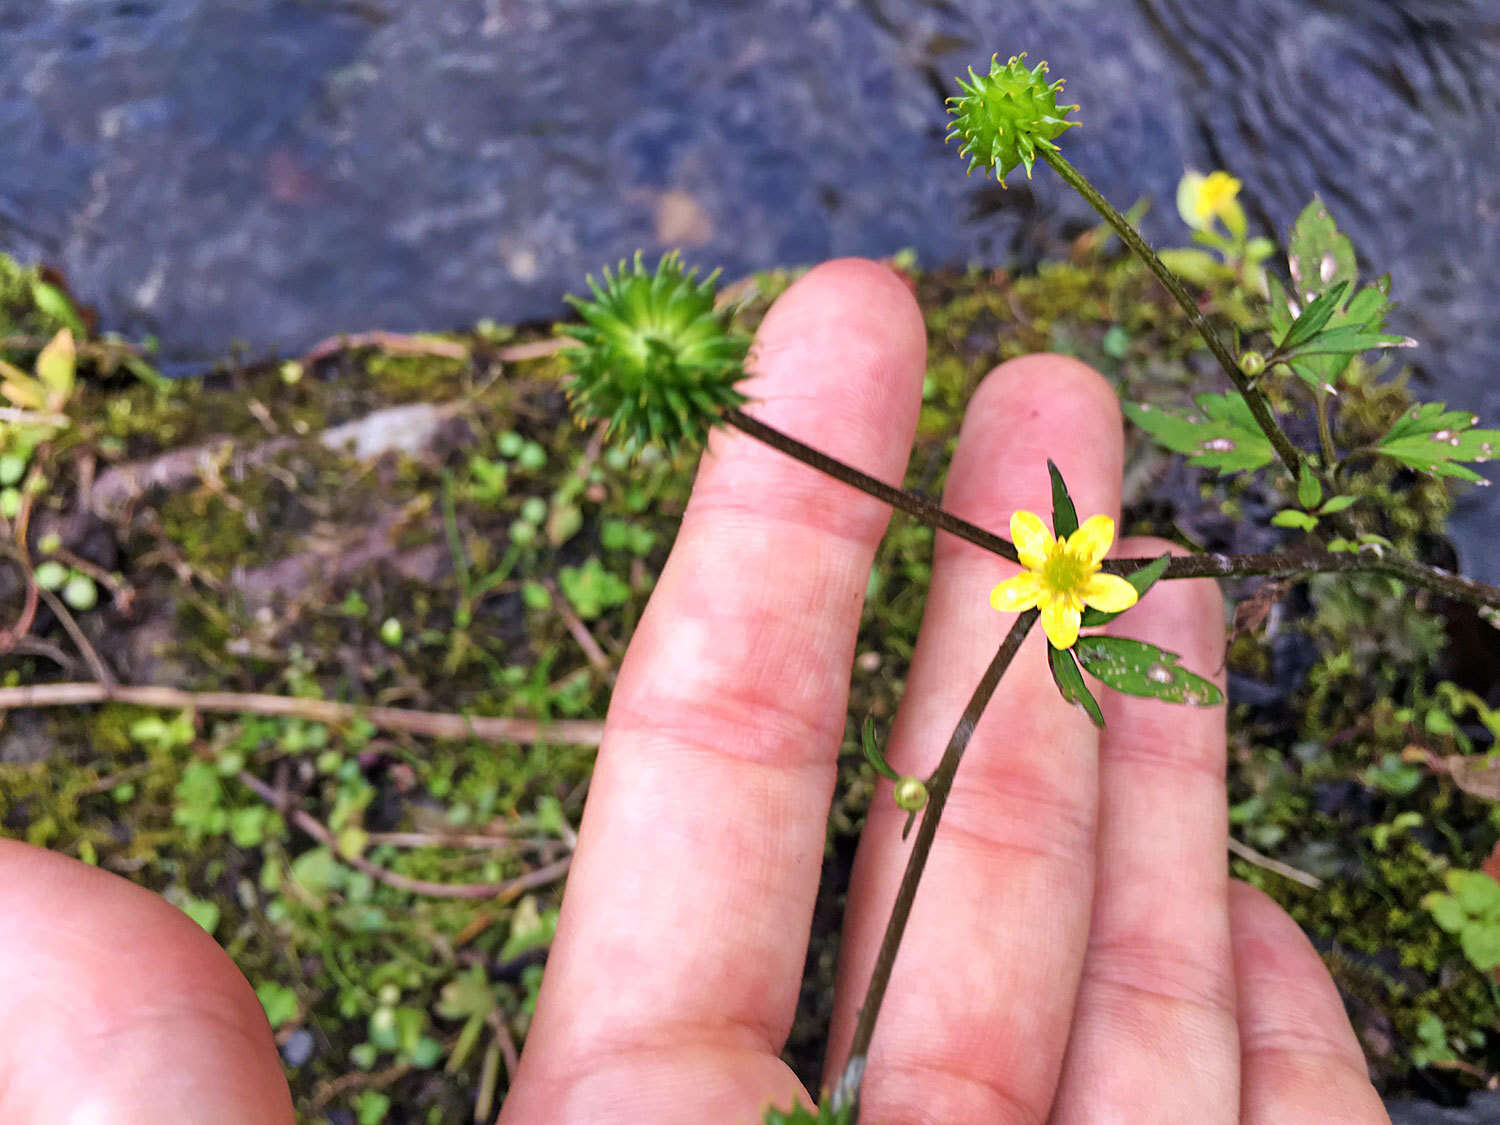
(0, 681, 605, 746)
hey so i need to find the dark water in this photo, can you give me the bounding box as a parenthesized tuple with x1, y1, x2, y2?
(2, 0, 1498, 587)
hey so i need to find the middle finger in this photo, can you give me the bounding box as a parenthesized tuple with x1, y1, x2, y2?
(828, 355, 1123, 1122)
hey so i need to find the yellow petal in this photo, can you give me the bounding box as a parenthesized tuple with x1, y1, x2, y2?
(1069, 514, 1116, 567)
(991, 572, 1043, 612)
(1081, 572, 1139, 613)
(1040, 597, 1081, 649)
(1010, 510, 1053, 570)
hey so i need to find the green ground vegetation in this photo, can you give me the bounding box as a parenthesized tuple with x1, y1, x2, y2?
(1, 238, 1498, 1121)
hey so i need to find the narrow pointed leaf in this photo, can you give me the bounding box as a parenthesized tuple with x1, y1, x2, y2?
(34, 328, 76, 407)
(1296, 464, 1322, 510)
(1047, 458, 1078, 537)
(860, 716, 900, 782)
(1278, 281, 1348, 351)
(1048, 642, 1105, 728)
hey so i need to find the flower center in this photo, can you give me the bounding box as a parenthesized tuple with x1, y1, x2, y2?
(1041, 543, 1090, 595)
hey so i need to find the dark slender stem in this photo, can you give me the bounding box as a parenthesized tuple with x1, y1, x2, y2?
(722, 407, 1017, 563)
(1038, 149, 1305, 483)
(835, 610, 1039, 1118)
(720, 408, 1500, 609)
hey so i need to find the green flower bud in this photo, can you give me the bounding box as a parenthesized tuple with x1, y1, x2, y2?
(1239, 350, 1266, 377)
(379, 617, 403, 646)
(893, 776, 929, 813)
(945, 53, 1079, 184)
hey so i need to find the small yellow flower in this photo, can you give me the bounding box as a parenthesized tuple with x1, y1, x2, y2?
(990, 510, 1139, 649)
(1176, 170, 1245, 238)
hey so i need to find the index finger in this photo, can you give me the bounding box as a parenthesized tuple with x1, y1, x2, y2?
(502, 259, 926, 1122)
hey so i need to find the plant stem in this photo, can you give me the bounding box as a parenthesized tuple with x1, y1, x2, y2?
(720, 408, 1500, 609)
(722, 407, 1017, 563)
(1315, 389, 1338, 469)
(834, 609, 1039, 1118)
(1038, 149, 1305, 483)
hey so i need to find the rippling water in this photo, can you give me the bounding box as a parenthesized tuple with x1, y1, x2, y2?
(1, 0, 1497, 578)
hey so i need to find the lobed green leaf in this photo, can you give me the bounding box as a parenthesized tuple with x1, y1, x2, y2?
(1376, 402, 1500, 483)
(1122, 394, 1275, 474)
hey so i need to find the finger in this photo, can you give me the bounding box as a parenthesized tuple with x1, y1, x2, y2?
(1230, 881, 1390, 1123)
(1050, 540, 1239, 1123)
(502, 260, 926, 1123)
(0, 839, 292, 1123)
(828, 355, 1122, 1123)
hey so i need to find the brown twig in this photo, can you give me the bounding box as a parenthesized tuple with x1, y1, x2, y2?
(495, 338, 569, 362)
(300, 329, 470, 366)
(543, 577, 612, 673)
(0, 555, 40, 651)
(0, 681, 605, 746)
(310, 1061, 413, 1113)
(49, 547, 135, 614)
(1226, 836, 1323, 890)
(35, 586, 115, 690)
(235, 767, 573, 900)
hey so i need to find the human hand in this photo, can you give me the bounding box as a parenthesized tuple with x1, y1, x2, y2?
(0, 259, 1387, 1125)
(499, 259, 1390, 1124)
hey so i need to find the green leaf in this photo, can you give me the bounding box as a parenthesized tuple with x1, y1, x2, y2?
(1460, 927, 1500, 972)
(1451, 870, 1500, 917)
(1287, 197, 1357, 302)
(1318, 494, 1358, 515)
(1122, 393, 1276, 474)
(1079, 554, 1169, 628)
(1047, 459, 1078, 537)
(1271, 509, 1319, 531)
(1279, 324, 1408, 358)
(256, 981, 301, 1029)
(1423, 892, 1467, 934)
(29, 280, 85, 336)
(761, 1093, 853, 1125)
(1279, 281, 1348, 351)
(499, 896, 558, 961)
(289, 846, 343, 899)
(33, 328, 75, 408)
(1156, 247, 1227, 289)
(179, 896, 220, 935)
(1265, 275, 1295, 341)
(860, 716, 900, 782)
(1296, 465, 1322, 510)
(1376, 402, 1500, 483)
(1048, 642, 1105, 728)
(1072, 636, 1225, 705)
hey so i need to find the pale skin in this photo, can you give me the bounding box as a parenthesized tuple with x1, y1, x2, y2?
(0, 259, 1389, 1124)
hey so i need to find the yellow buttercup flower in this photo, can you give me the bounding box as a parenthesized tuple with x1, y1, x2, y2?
(990, 510, 1139, 649)
(1176, 170, 1245, 237)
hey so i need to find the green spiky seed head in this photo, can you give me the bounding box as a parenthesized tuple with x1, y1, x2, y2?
(945, 52, 1079, 184)
(558, 250, 751, 458)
